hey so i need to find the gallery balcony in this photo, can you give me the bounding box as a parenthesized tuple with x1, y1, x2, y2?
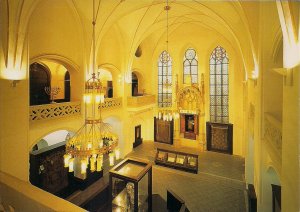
(127, 94, 156, 111)
(29, 101, 81, 122)
(29, 97, 123, 122)
(99, 97, 123, 111)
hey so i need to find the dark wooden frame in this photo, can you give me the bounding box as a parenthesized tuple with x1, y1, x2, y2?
(180, 114, 199, 140)
(271, 184, 281, 212)
(155, 148, 198, 174)
(248, 184, 257, 212)
(206, 122, 233, 154)
(109, 158, 152, 212)
(154, 117, 174, 145)
(133, 125, 143, 148)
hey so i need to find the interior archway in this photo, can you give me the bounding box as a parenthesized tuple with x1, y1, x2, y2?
(29, 62, 51, 105)
(98, 68, 113, 98)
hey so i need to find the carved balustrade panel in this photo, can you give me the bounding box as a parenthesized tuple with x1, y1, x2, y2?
(30, 102, 81, 121)
(99, 97, 122, 110)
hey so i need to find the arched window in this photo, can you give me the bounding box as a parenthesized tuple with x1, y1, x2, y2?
(183, 48, 198, 84)
(209, 46, 229, 123)
(158, 50, 172, 107)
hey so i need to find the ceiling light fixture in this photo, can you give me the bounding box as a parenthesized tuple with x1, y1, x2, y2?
(64, 0, 119, 179)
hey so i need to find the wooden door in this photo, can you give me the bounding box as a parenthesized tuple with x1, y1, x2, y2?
(180, 114, 185, 133)
(194, 115, 199, 135)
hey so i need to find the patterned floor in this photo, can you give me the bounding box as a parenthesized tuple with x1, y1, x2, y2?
(127, 141, 247, 212)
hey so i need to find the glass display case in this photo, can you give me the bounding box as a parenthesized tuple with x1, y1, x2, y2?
(155, 148, 198, 173)
(109, 158, 152, 212)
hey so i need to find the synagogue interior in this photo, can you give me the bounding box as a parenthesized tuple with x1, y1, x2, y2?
(0, 0, 299, 211)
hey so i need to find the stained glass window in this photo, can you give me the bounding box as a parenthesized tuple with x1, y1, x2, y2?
(183, 48, 198, 84)
(210, 46, 229, 123)
(158, 51, 172, 107)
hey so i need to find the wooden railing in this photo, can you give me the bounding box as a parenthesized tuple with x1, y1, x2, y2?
(29, 102, 81, 122)
(127, 94, 156, 107)
(99, 97, 122, 110)
(264, 113, 282, 152)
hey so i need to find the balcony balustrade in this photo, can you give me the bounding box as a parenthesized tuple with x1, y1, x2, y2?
(127, 94, 156, 108)
(29, 102, 81, 122)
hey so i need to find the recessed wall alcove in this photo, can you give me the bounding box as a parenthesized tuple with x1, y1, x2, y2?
(177, 86, 203, 140)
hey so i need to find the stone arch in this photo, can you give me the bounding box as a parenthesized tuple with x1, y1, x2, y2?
(31, 129, 75, 152)
(28, 125, 79, 152)
(30, 54, 79, 73)
(98, 63, 121, 97)
(30, 54, 80, 101)
(132, 69, 145, 95)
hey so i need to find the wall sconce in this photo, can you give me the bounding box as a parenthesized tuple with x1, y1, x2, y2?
(2, 67, 25, 88)
(11, 80, 20, 87)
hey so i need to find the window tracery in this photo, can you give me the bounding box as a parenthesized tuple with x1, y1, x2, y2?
(209, 46, 229, 123)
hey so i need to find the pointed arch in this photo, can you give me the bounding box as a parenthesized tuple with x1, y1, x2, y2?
(209, 46, 229, 123)
(158, 50, 172, 107)
(183, 48, 198, 84)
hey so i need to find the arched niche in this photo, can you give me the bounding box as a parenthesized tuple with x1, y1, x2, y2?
(98, 68, 113, 98)
(29, 60, 72, 105)
(131, 70, 145, 96)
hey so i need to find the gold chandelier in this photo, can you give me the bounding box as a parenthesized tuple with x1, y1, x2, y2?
(64, 0, 119, 178)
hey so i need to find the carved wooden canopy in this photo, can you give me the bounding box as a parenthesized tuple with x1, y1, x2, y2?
(176, 85, 203, 112)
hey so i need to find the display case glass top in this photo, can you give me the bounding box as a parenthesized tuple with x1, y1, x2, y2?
(109, 158, 152, 212)
(110, 158, 151, 181)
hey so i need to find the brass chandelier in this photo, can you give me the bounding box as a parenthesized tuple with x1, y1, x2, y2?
(64, 0, 119, 178)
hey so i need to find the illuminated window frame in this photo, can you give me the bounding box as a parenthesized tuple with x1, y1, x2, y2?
(183, 48, 198, 84)
(158, 50, 172, 107)
(209, 46, 229, 123)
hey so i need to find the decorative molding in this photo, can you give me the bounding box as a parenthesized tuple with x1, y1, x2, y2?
(30, 102, 81, 122)
(30, 54, 80, 72)
(264, 113, 282, 152)
(99, 97, 122, 110)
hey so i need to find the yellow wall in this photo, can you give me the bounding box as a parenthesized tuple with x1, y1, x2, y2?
(0, 1, 299, 211)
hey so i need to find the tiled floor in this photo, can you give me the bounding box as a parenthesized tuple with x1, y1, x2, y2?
(125, 141, 247, 212)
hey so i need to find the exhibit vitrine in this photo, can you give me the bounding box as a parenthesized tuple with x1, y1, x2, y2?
(109, 158, 152, 211)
